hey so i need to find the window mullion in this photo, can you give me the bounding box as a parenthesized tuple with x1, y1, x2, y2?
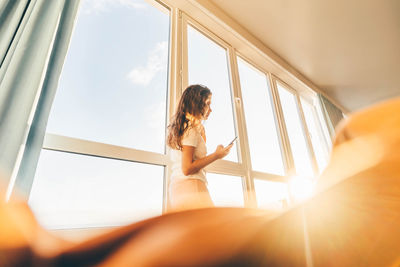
(43, 134, 170, 166)
(296, 94, 319, 176)
(269, 74, 294, 176)
(181, 11, 188, 90)
(163, 7, 181, 214)
(227, 48, 256, 208)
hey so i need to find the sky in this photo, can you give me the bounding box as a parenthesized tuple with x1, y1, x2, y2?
(237, 57, 285, 175)
(28, 0, 322, 229)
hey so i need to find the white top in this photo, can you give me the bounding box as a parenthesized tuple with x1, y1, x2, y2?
(170, 126, 207, 183)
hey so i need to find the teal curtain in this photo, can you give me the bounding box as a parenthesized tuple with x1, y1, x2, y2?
(0, 0, 80, 200)
(0, 0, 30, 68)
(318, 94, 345, 140)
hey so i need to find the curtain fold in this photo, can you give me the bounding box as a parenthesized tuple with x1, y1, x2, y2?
(318, 94, 345, 140)
(0, 0, 80, 199)
(0, 0, 30, 68)
(14, 0, 81, 199)
(0, 0, 34, 106)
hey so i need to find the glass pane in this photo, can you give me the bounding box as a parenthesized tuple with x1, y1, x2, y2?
(254, 179, 289, 211)
(46, 0, 170, 153)
(187, 26, 238, 162)
(29, 150, 164, 229)
(237, 58, 285, 175)
(316, 101, 333, 151)
(207, 173, 244, 207)
(300, 98, 330, 173)
(277, 84, 314, 177)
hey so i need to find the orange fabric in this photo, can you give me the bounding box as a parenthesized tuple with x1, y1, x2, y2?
(0, 97, 400, 266)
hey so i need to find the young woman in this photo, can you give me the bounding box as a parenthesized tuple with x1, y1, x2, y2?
(167, 84, 233, 211)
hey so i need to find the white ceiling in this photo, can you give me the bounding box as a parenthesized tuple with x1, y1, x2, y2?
(207, 0, 400, 112)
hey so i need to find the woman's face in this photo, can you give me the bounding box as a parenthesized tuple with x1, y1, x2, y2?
(203, 94, 212, 120)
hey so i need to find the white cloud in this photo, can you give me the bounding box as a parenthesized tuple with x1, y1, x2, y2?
(81, 0, 146, 14)
(127, 41, 168, 86)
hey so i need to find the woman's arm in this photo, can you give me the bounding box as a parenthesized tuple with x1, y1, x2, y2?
(181, 144, 233, 176)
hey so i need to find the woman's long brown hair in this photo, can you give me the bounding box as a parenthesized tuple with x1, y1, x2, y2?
(167, 84, 211, 150)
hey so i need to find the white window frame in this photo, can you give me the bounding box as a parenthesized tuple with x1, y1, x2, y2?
(41, 0, 175, 215)
(299, 95, 332, 173)
(272, 78, 320, 177)
(234, 55, 291, 194)
(26, 0, 336, 227)
(181, 13, 251, 206)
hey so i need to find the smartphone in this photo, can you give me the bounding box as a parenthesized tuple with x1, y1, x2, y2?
(227, 136, 238, 146)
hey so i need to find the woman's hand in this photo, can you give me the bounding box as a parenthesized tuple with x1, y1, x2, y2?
(181, 143, 233, 176)
(214, 144, 233, 159)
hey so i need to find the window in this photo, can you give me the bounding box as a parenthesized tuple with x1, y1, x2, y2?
(21, 0, 334, 229)
(300, 97, 330, 173)
(276, 83, 314, 177)
(207, 173, 244, 207)
(187, 25, 238, 162)
(46, 0, 170, 153)
(315, 99, 333, 151)
(29, 150, 164, 229)
(29, 0, 170, 228)
(237, 57, 285, 175)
